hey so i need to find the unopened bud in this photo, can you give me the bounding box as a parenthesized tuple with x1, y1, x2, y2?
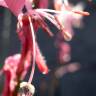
(18, 82, 35, 96)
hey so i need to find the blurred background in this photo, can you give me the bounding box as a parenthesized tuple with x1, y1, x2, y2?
(0, 0, 96, 96)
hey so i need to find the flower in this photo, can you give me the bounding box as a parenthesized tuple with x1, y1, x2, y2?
(54, 0, 90, 64)
(0, 0, 90, 96)
(2, 54, 31, 96)
(54, 0, 90, 41)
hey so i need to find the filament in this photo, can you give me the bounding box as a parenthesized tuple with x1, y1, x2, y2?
(36, 9, 64, 14)
(37, 11, 60, 28)
(36, 8, 90, 16)
(28, 16, 36, 83)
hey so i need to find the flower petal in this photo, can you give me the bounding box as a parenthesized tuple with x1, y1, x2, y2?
(39, 0, 48, 8)
(36, 43, 48, 74)
(0, 0, 7, 8)
(5, 0, 25, 16)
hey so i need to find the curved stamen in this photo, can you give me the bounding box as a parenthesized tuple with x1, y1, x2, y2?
(36, 9, 65, 14)
(28, 16, 36, 84)
(37, 11, 60, 28)
(36, 8, 90, 16)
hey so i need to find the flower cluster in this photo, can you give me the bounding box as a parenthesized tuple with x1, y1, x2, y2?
(0, 0, 89, 96)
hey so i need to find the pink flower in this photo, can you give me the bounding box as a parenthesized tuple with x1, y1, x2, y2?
(0, 0, 90, 96)
(54, 0, 90, 65)
(0, 0, 49, 81)
(2, 54, 31, 96)
(17, 13, 49, 75)
(54, 0, 90, 41)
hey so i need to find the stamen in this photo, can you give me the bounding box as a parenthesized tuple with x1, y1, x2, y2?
(28, 16, 36, 84)
(72, 10, 90, 16)
(36, 8, 90, 16)
(36, 9, 63, 14)
(37, 11, 59, 29)
(55, 16, 72, 41)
